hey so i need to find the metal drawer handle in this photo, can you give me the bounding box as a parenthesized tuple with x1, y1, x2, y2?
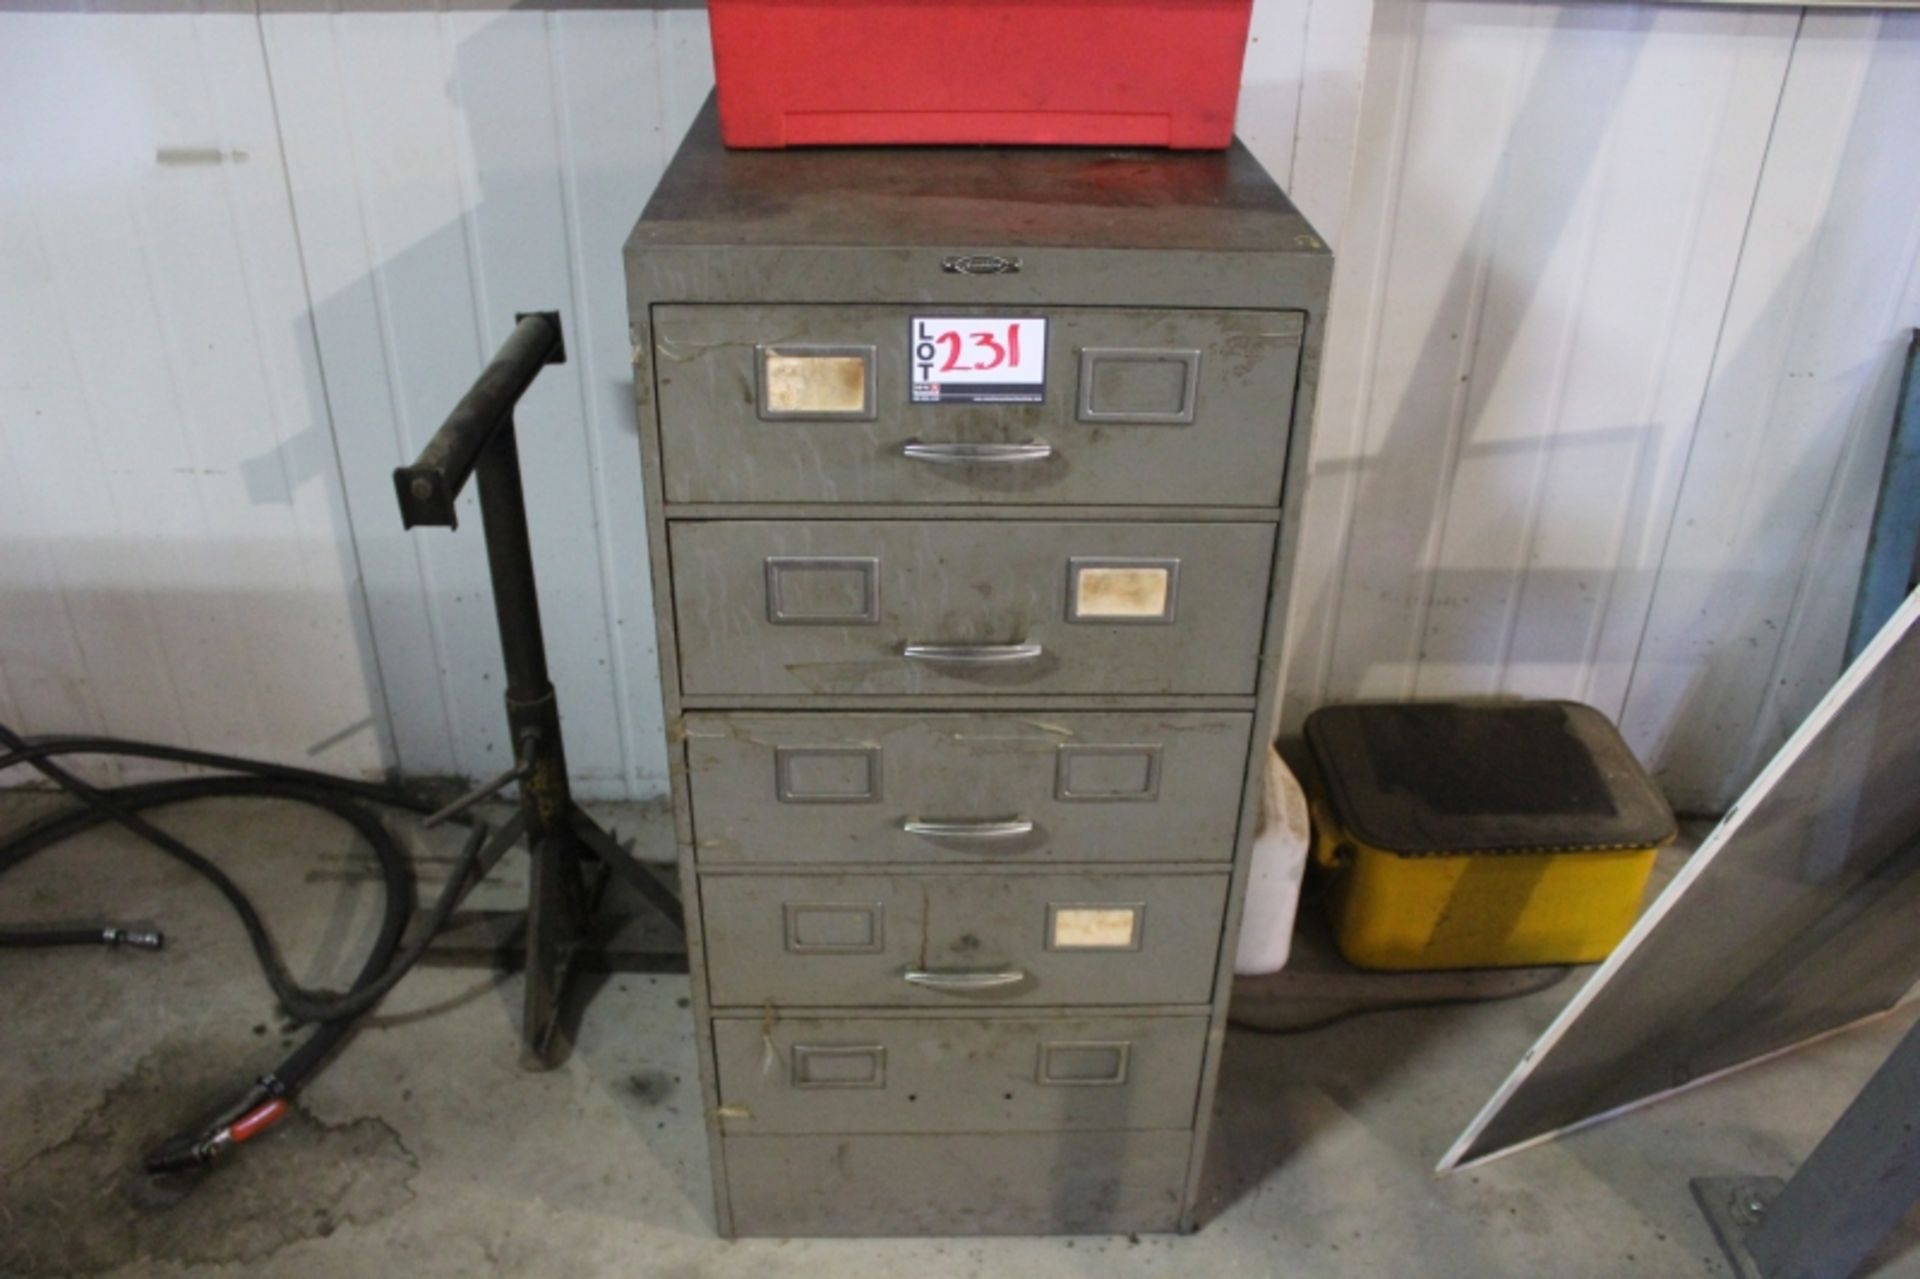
(902, 641, 1044, 665)
(900, 440, 1054, 465)
(901, 817, 1036, 840)
(902, 967, 1028, 992)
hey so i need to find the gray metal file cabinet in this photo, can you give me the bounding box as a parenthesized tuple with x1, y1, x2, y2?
(626, 100, 1330, 1237)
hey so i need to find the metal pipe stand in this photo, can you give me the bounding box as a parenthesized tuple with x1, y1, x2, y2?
(393, 311, 685, 1068)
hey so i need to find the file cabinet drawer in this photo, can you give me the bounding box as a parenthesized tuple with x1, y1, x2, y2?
(724, 1131, 1189, 1236)
(700, 870, 1229, 1008)
(654, 304, 1302, 507)
(712, 1013, 1208, 1135)
(669, 519, 1274, 697)
(685, 711, 1250, 865)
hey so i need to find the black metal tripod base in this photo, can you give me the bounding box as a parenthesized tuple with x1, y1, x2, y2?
(523, 806, 685, 1069)
(521, 823, 592, 1069)
(393, 312, 686, 1070)
(417, 805, 685, 1069)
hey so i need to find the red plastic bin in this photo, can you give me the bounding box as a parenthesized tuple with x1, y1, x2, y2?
(707, 0, 1257, 150)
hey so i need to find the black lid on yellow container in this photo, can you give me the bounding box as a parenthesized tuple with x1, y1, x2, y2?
(1303, 700, 1676, 856)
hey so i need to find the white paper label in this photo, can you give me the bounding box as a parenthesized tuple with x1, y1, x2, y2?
(1051, 906, 1140, 950)
(764, 353, 869, 415)
(1074, 565, 1173, 619)
(910, 316, 1047, 404)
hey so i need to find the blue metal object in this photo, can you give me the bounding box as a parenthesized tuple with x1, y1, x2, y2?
(1693, 1008, 1920, 1279)
(1848, 330, 1920, 662)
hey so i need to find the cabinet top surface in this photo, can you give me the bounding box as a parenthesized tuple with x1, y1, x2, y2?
(629, 98, 1327, 258)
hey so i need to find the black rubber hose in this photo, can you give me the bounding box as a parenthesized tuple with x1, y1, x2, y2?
(1, 768, 508, 1023)
(0, 927, 139, 949)
(0, 742, 419, 1026)
(0, 772, 416, 1092)
(0, 729, 488, 1092)
(0, 728, 529, 1175)
(0, 731, 520, 1061)
(0, 734, 426, 810)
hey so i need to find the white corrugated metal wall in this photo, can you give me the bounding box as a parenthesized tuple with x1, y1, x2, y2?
(1284, 3, 1920, 810)
(1, 1, 1914, 811)
(259, 6, 714, 796)
(0, 13, 383, 783)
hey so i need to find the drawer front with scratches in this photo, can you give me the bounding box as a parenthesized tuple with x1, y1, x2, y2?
(669, 519, 1275, 697)
(684, 711, 1251, 865)
(700, 871, 1230, 1008)
(723, 1132, 1191, 1236)
(711, 1013, 1209, 1134)
(654, 304, 1303, 507)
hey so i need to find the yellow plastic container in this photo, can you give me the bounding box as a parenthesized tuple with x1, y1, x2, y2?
(1304, 701, 1674, 972)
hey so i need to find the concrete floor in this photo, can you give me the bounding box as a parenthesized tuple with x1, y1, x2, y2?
(2, 792, 1917, 1278)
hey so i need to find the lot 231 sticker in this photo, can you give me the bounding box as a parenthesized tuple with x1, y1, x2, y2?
(910, 317, 1047, 404)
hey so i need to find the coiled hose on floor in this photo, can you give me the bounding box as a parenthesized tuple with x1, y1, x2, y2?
(0, 723, 504, 1174)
